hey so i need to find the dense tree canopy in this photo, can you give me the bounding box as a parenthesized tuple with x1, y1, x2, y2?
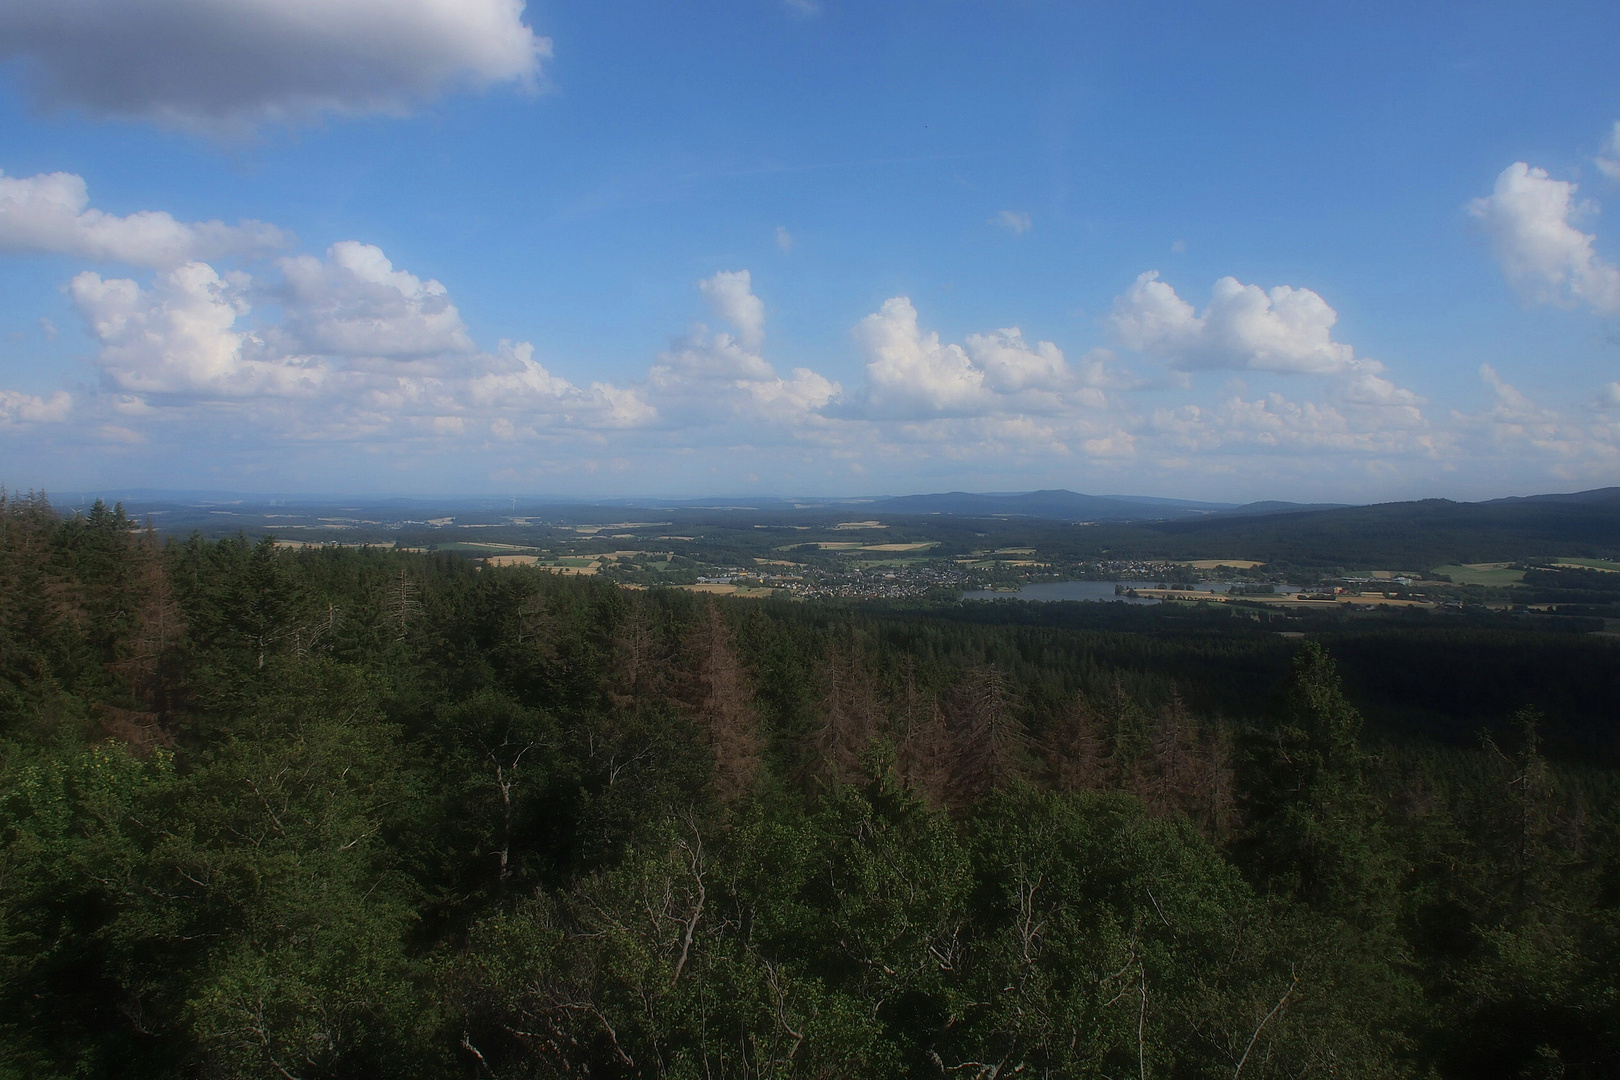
(2, 492, 1619, 1078)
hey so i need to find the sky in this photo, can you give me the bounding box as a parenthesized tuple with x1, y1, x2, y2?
(0, 0, 1618, 503)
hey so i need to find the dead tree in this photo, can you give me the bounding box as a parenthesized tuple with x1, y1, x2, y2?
(814, 632, 881, 788)
(946, 665, 1028, 805)
(387, 568, 423, 642)
(686, 601, 762, 803)
(1046, 691, 1109, 794)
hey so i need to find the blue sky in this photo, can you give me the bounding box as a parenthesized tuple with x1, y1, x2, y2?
(1, 0, 1617, 501)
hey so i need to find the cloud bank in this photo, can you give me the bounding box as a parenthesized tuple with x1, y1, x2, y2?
(0, 0, 550, 133)
(4, 176, 1617, 498)
(0, 170, 292, 266)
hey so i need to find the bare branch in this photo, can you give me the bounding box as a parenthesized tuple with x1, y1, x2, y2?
(1233, 966, 1299, 1080)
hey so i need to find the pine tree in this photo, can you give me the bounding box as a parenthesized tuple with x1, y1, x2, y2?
(1236, 640, 1388, 917)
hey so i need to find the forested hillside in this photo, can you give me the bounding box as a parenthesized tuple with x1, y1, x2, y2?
(1048, 489, 1620, 569)
(3, 493, 1619, 1079)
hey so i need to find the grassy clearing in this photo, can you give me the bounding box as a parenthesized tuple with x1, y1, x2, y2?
(1433, 563, 1526, 586)
(1175, 559, 1265, 570)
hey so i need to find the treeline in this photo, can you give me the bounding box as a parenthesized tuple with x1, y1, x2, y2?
(1026, 491, 1620, 570)
(877, 600, 1620, 762)
(3, 493, 1619, 1078)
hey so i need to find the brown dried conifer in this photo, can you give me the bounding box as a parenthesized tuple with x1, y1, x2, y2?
(895, 667, 954, 808)
(1046, 691, 1109, 793)
(686, 600, 762, 803)
(813, 632, 881, 788)
(945, 665, 1028, 806)
(609, 593, 667, 708)
(110, 528, 186, 712)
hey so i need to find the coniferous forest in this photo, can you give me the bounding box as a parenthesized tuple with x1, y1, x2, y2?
(4, 493, 1620, 1080)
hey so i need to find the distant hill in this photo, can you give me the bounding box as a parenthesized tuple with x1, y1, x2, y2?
(866, 489, 1230, 520)
(1049, 488, 1620, 569)
(1211, 500, 1352, 517)
(1484, 487, 1620, 507)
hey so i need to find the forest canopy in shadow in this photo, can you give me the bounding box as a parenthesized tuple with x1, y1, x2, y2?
(3, 493, 1619, 1079)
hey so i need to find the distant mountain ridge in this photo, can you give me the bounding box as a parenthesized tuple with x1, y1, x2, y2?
(865, 489, 1208, 520)
(863, 488, 1344, 521)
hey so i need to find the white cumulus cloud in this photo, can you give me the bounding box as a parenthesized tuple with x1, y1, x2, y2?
(0, 170, 291, 267)
(0, 389, 72, 426)
(852, 298, 1122, 419)
(274, 242, 474, 362)
(467, 342, 653, 430)
(698, 270, 766, 351)
(69, 262, 329, 397)
(1109, 271, 1359, 374)
(649, 273, 838, 430)
(0, 0, 550, 134)
(963, 328, 1068, 394)
(1468, 162, 1620, 315)
(855, 297, 988, 417)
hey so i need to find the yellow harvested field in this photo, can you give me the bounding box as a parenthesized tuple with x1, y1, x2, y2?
(1344, 595, 1432, 607)
(1555, 558, 1620, 572)
(754, 558, 804, 566)
(671, 584, 779, 598)
(860, 542, 937, 552)
(1174, 559, 1265, 570)
(570, 522, 667, 534)
(484, 555, 542, 567)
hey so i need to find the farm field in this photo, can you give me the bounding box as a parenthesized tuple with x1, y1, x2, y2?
(1555, 557, 1620, 572)
(1433, 562, 1527, 586)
